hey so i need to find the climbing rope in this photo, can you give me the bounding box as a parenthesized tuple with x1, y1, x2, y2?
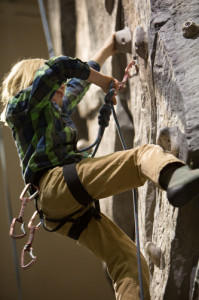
(110, 103, 145, 300)
(77, 95, 113, 157)
(103, 79, 145, 300)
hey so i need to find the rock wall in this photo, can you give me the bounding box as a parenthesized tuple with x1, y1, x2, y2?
(48, 0, 199, 299)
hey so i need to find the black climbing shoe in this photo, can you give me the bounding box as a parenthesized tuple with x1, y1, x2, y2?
(167, 166, 199, 207)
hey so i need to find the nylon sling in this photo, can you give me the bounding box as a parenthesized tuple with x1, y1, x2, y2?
(62, 163, 101, 239)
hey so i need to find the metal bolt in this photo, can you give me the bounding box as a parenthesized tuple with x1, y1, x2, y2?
(185, 21, 191, 27)
(182, 20, 199, 38)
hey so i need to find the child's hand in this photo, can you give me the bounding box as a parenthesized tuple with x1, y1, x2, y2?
(111, 79, 122, 105)
(102, 76, 122, 105)
(88, 68, 122, 105)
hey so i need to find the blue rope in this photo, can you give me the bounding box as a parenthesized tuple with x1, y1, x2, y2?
(108, 85, 145, 300)
(80, 84, 145, 299)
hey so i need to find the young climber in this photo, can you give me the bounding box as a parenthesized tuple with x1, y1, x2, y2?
(1, 33, 199, 300)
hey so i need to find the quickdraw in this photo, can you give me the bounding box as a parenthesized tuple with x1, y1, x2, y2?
(119, 56, 139, 90)
(21, 211, 40, 269)
(10, 183, 40, 269)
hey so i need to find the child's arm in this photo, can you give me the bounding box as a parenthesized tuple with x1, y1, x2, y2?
(65, 33, 120, 110)
(90, 32, 116, 67)
(87, 33, 120, 104)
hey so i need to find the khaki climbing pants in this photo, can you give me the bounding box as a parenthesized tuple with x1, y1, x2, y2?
(38, 144, 183, 300)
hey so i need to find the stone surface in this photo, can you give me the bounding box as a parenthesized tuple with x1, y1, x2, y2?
(49, 0, 199, 299)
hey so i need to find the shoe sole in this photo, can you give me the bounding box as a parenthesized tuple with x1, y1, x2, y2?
(167, 176, 199, 207)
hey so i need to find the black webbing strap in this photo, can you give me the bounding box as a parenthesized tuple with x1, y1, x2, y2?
(62, 163, 96, 206)
(68, 207, 101, 240)
(62, 163, 101, 239)
(36, 163, 101, 239)
(37, 206, 84, 233)
(36, 200, 101, 240)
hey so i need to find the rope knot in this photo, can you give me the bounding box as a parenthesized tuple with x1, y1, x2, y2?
(98, 103, 112, 127)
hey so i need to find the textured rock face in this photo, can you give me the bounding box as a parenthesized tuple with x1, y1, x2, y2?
(48, 0, 199, 299)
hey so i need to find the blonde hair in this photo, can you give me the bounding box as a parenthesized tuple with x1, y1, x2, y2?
(0, 58, 45, 123)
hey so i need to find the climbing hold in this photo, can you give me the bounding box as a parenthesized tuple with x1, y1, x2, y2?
(182, 20, 199, 38)
(133, 26, 148, 60)
(145, 242, 164, 269)
(157, 127, 179, 157)
(115, 27, 132, 54)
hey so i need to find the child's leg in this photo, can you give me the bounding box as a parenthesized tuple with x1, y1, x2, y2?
(38, 144, 183, 300)
(76, 144, 183, 199)
(79, 212, 151, 300)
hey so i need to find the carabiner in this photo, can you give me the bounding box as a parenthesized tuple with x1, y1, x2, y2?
(21, 243, 37, 269)
(9, 217, 26, 239)
(120, 58, 139, 90)
(20, 183, 39, 200)
(28, 211, 41, 229)
(10, 184, 39, 239)
(21, 211, 41, 269)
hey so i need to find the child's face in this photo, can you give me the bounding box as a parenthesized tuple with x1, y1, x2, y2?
(52, 83, 66, 107)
